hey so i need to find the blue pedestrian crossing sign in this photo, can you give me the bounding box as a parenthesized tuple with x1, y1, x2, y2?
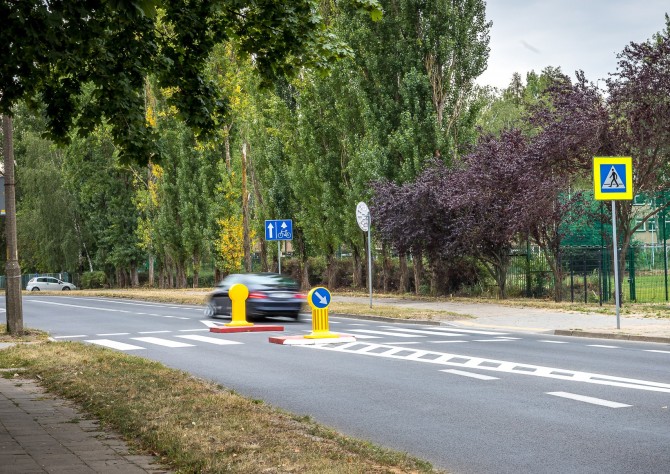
(593, 157, 633, 201)
(265, 219, 293, 241)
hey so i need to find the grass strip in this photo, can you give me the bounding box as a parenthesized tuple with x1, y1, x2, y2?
(0, 342, 440, 473)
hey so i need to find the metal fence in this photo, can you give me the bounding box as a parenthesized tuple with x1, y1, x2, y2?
(504, 245, 669, 303)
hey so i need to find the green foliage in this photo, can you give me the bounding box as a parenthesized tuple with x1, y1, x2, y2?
(81, 271, 107, 289)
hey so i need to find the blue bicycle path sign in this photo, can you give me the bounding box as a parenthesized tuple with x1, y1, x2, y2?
(265, 219, 293, 241)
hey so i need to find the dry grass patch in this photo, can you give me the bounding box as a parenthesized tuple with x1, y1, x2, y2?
(0, 324, 49, 343)
(0, 342, 440, 473)
(329, 303, 471, 321)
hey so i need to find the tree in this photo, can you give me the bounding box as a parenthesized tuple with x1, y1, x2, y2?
(1, 0, 382, 162)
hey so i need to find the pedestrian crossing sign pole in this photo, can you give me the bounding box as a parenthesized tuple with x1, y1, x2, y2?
(593, 156, 633, 330)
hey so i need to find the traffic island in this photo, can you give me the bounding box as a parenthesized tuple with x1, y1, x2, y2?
(211, 325, 285, 334)
(269, 286, 356, 345)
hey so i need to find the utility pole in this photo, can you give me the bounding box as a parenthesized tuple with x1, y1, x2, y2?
(2, 115, 23, 334)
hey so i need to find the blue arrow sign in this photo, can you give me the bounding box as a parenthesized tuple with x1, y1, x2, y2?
(265, 219, 293, 241)
(310, 287, 331, 309)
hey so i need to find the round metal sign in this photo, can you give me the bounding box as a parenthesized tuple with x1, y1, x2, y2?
(356, 202, 370, 231)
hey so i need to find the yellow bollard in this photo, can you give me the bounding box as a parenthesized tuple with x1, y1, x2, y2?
(225, 283, 254, 327)
(304, 287, 339, 339)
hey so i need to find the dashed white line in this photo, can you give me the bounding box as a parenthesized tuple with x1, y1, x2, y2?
(138, 330, 171, 334)
(441, 369, 499, 381)
(540, 340, 569, 344)
(178, 329, 210, 332)
(547, 392, 631, 408)
(473, 339, 513, 342)
(588, 345, 620, 349)
(645, 350, 670, 354)
(97, 333, 130, 336)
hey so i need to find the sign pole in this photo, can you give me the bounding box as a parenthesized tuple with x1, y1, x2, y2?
(611, 200, 621, 329)
(367, 214, 372, 308)
(278, 241, 281, 274)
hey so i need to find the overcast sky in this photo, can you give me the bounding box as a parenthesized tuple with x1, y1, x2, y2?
(477, 1, 670, 90)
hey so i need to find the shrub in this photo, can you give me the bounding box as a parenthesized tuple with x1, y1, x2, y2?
(81, 271, 107, 289)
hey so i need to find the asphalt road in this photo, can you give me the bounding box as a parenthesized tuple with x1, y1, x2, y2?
(11, 295, 670, 474)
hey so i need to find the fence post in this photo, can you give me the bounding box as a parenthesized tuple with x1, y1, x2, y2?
(628, 246, 636, 302)
(662, 194, 668, 302)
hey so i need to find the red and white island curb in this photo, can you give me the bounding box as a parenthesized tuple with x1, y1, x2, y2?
(269, 334, 357, 345)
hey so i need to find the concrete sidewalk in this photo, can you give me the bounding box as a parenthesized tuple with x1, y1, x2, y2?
(332, 295, 670, 343)
(0, 373, 169, 474)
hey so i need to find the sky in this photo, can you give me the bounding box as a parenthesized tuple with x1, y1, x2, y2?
(477, 0, 670, 90)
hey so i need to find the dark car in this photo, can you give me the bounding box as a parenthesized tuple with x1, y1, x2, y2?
(204, 273, 306, 320)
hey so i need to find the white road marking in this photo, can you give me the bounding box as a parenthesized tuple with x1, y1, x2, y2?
(305, 342, 670, 393)
(378, 327, 464, 337)
(176, 335, 243, 345)
(432, 327, 508, 335)
(349, 329, 424, 338)
(86, 339, 145, 351)
(441, 369, 499, 381)
(178, 329, 210, 332)
(131, 337, 194, 348)
(547, 392, 631, 408)
(53, 335, 87, 339)
(540, 340, 569, 344)
(384, 342, 423, 345)
(97, 333, 130, 336)
(644, 350, 670, 354)
(473, 339, 513, 342)
(27, 300, 190, 319)
(588, 345, 620, 349)
(139, 330, 171, 334)
(428, 340, 467, 344)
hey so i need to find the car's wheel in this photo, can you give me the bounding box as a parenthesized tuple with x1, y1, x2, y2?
(204, 303, 216, 318)
(62, 287, 70, 291)
(31, 287, 40, 292)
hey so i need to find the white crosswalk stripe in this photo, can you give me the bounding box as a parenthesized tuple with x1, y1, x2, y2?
(86, 339, 145, 351)
(131, 337, 195, 348)
(176, 335, 242, 345)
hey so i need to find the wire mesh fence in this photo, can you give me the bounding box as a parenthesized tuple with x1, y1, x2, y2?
(505, 244, 669, 304)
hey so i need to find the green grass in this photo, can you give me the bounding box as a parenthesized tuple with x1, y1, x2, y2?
(0, 342, 441, 473)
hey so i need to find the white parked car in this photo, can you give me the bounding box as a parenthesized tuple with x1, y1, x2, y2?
(26, 277, 77, 291)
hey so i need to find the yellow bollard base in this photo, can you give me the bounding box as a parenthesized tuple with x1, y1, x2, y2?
(225, 321, 254, 327)
(304, 331, 340, 339)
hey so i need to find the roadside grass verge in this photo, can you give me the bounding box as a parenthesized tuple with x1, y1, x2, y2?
(0, 342, 440, 473)
(23, 287, 670, 319)
(0, 324, 49, 342)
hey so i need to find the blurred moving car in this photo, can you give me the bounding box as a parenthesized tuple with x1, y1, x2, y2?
(204, 273, 305, 320)
(26, 276, 77, 291)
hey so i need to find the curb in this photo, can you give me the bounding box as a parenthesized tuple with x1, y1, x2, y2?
(554, 330, 670, 344)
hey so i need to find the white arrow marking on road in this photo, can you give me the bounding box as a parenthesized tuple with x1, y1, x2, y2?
(268, 223, 274, 238)
(315, 291, 328, 305)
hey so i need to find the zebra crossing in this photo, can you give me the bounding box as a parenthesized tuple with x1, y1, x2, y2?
(52, 323, 512, 351)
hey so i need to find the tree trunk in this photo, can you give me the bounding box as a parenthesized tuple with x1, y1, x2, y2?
(259, 238, 268, 272)
(131, 265, 139, 288)
(382, 243, 391, 293)
(352, 244, 363, 288)
(192, 253, 200, 288)
(398, 253, 409, 293)
(242, 143, 252, 272)
(224, 124, 232, 173)
(412, 249, 424, 295)
(3, 115, 23, 334)
(326, 249, 337, 288)
(149, 255, 155, 287)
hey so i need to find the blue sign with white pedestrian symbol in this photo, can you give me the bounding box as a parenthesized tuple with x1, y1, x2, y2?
(593, 157, 633, 201)
(600, 164, 627, 193)
(265, 219, 293, 241)
(310, 287, 331, 309)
